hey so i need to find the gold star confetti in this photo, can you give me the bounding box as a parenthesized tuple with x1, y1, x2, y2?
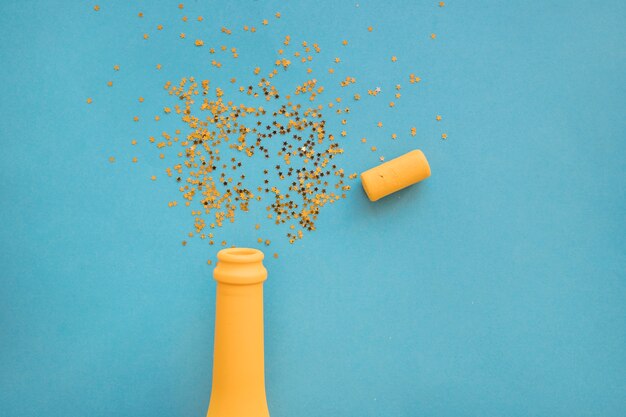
(86, 97, 92, 104)
(436, 115, 442, 121)
(143, 33, 149, 40)
(108, 156, 115, 163)
(431, 33, 437, 39)
(93, 5, 100, 12)
(113, 65, 120, 71)
(97, 7, 448, 252)
(442, 133, 448, 139)
(439, 2, 445, 7)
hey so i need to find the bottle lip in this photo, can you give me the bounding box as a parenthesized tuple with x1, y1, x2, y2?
(217, 247, 265, 264)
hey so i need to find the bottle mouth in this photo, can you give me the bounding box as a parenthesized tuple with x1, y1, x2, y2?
(217, 247, 265, 264)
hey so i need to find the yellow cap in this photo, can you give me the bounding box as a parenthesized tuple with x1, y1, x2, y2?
(360, 149, 431, 201)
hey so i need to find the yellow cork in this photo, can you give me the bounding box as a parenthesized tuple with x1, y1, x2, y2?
(360, 149, 431, 201)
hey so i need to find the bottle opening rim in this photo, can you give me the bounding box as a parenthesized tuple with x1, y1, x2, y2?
(217, 247, 265, 263)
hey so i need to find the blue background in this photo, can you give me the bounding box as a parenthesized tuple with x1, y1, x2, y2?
(1, 1, 625, 416)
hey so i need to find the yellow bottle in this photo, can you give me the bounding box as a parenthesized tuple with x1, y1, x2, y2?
(207, 248, 270, 417)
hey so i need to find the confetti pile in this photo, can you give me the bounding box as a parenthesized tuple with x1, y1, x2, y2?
(161, 76, 348, 245)
(90, 3, 447, 260)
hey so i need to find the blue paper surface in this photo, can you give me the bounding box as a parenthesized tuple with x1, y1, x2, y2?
(1, 1, 625, 416)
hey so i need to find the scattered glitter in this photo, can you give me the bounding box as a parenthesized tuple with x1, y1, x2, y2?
(94, 6, 448, 254)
